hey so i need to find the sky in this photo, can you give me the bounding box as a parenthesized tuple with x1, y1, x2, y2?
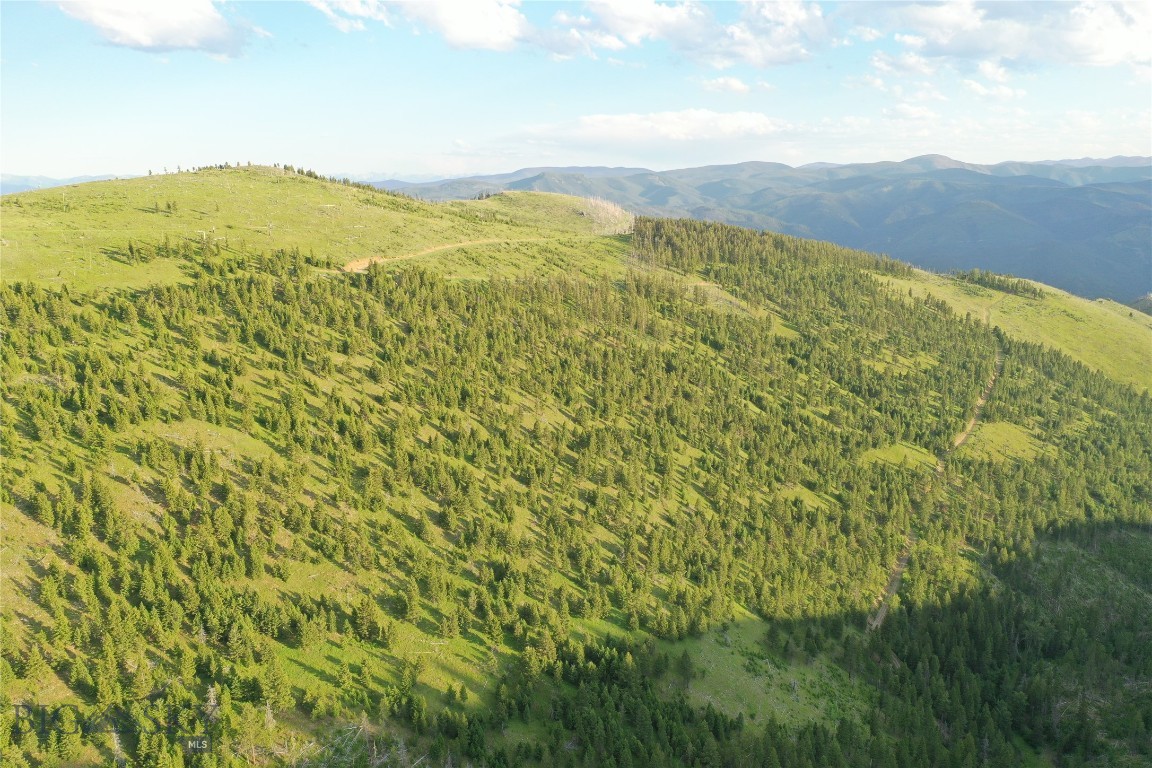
(2, 0, 1150, 180)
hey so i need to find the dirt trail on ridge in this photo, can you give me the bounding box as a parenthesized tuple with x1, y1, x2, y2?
(342, 237, 559, 273)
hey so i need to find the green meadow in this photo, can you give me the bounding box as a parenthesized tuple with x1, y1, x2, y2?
(880, 270, 1151, 391)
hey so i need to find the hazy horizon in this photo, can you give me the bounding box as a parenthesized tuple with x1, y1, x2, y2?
(5, 151, 1151, 190)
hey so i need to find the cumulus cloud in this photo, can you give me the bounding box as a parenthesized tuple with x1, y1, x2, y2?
(300, 1, 825, 70)
(713, 0, 829, 66)
(579, 0, 709, 48)
(55, 0, 252, 56)
(310, 0, 531, 51)
(529, 109, 790, 144)
(303, 0, 1150, 83)
(872, 0, 1151, 71)
(1063, 1, 1151, 68)
(702, 76, 751, 93)
(544, 0, 829, 67)
(403, 0, 531, 52)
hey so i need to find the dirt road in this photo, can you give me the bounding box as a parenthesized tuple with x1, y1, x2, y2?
(342, 237, 556, 273)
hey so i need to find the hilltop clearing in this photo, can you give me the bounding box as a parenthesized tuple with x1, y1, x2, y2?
(0, 166, 632, 290)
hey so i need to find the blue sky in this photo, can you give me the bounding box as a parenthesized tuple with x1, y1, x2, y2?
(2, 1, 1149, 179)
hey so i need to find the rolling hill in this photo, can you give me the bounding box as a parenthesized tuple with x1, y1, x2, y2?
(2, 167, 1150, 767)
(388, 155, 1152, 304)
(5, 166, 1148, 389)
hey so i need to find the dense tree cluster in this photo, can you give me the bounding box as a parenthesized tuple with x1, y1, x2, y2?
(952, 268, 1044, 299)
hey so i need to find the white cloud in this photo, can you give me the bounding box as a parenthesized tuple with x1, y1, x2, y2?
(545, 0, 829, 68)
(580, 0, 710, 47)
(304, 0, 1150, 79)
(978, 60, 1008, 83)
(851, 26, 882, 43)
(885, 103, 939, 121)
(702, 76, 750, 93)
(876, 0, 1151, 71)
(1064, 1, 1151, 68)
(545, 11, 627, 55)
(539, 26, 625, 58)
(310, 0, 821, 65)
(871, 50, 936, 75)
(402, 0, 531, 52)
(911, 81, 948, 102)
(55, 0, 249, 56)
(963, 80, 1026, 100)
(310, 0, 530, 51)
(530, 109, 790, 143)
(713, 0, 829, 67)
(850, 73, 938, 103)
(850, 73, 889, 92)
(307, 1, 391, 33)
(545, 0, 718, 61)
(891, 0, 985, 44)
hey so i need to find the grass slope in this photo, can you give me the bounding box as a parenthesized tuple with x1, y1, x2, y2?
(880, 269, 1152, 391)
(4, 166, 1144, 391)
(1, 166, 629, 290)
(654, 613, 872, 727)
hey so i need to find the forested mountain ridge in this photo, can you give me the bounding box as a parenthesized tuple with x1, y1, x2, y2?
(2, 167, 1150, 767)
(388, 155, 1152, 303)
(5, 165, 1147, 389)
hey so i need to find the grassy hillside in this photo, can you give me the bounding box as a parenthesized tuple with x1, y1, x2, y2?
(0, 166, 631, 290)
(2, 168, 1150, 767)
(4, 166, 1146, 392)
(879, 269, 1151, 391)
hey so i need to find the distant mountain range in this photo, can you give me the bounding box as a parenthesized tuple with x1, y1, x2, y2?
(376, 155, 1152, 303)
(1, 173, 136, 195)
(371, 165, 653, 192)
